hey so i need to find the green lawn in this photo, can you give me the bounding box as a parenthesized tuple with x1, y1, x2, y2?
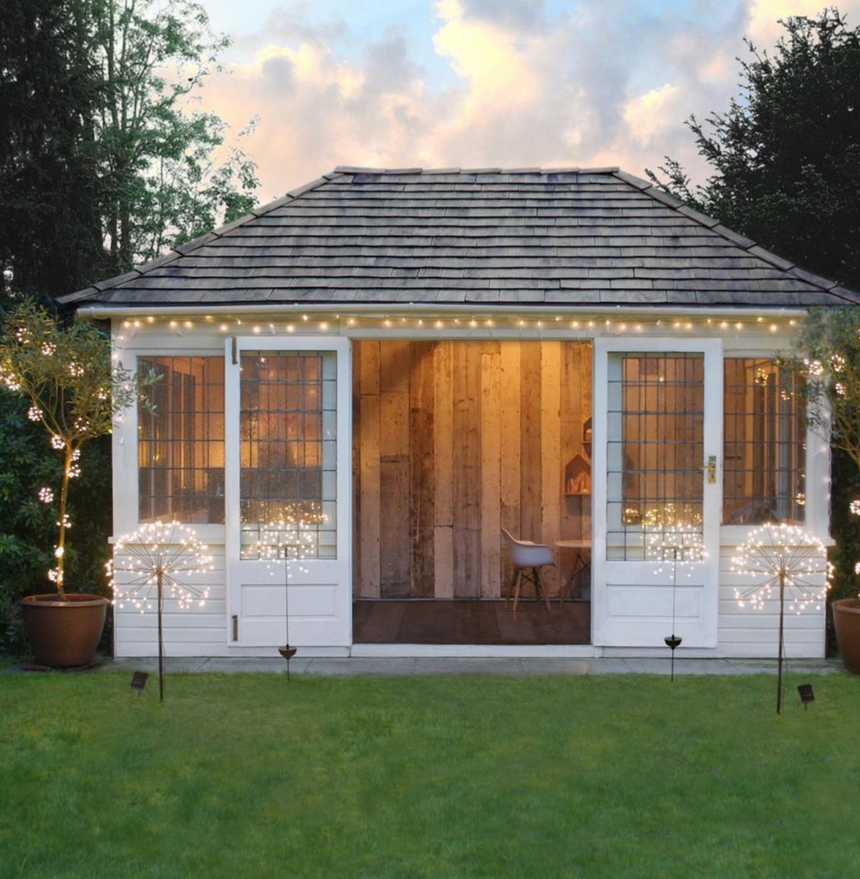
(2, 671, 859, 879)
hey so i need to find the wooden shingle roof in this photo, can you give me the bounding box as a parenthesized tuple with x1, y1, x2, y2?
(62, 167, 860, 308)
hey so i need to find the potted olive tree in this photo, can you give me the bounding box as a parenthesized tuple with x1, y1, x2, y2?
(0, 303, 148, 667)
(798, 307, 860, 673)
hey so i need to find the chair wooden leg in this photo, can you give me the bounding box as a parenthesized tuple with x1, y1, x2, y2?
(505, 569, 518, 606)
(535, 567, 552, 612)
(512, 570, 523, 614)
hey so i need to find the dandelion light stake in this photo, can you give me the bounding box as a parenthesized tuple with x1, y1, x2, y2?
(252, 507, 321, 680)
(647, 523, 707, 682)
(731, 523, 830, 714)
(107, 521, 213, 702)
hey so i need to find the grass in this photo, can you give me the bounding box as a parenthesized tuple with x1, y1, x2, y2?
(1, 671, 860, 879)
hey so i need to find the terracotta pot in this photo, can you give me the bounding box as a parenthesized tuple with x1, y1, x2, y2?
(19, 594, 108, 668)
(833, 598, 860, 674)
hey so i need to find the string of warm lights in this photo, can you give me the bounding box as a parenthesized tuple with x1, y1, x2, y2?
(116, 313, 797, 341)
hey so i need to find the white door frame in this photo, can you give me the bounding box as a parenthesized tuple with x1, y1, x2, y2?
(224, 335, 352, 648)
(591, 336, 723, 648)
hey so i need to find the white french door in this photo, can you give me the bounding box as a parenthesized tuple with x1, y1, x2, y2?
(225, 336, 351, 647)
(592, 338, 723, 648)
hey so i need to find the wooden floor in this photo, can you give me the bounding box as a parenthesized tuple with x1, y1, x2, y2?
(353, 600, 591, 645)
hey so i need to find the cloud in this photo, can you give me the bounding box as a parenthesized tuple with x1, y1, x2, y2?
(201, 0, 860, 197)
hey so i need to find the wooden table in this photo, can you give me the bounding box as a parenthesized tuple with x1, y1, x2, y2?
(555, 539, 592, 603)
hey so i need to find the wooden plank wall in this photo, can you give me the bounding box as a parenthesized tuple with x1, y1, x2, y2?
(354, 340, 592, 599)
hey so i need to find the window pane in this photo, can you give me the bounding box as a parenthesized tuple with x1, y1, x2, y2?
(239, 351, 337, 560)
(723, 358, 805, 525)
(607, 353, 704, 560)
(138, 356, 225, 524)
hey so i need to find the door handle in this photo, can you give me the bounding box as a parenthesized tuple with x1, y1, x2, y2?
(700, 456, 717, 484)
(231, 614, 238, 641)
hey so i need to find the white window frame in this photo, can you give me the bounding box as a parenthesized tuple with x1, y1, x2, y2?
(112, 346, 228, 543)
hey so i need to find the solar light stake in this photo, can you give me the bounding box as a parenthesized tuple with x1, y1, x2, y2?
(108, 521, 213, 705)
(731, 523, 830, 716)
(777, 569, 785, 715)
(157, 568, 165, 702)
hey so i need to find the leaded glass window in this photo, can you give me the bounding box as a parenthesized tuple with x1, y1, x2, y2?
(138, 356, 225, 524)
(723, 358, 805, 525)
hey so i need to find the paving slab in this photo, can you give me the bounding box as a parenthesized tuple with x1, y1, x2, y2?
(303, 658, 417, 676)
(413, 657, 525, 676)
(518, 659, 591, 675)
(201, 657, 311, 674)
(621, 658, 736, 675)
(97, 657, 210, 673)
(582, 659, 632, 674)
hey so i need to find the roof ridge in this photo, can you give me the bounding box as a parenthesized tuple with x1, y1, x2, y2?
(610, 170, 855, 300)
(332, 165, 621, 175)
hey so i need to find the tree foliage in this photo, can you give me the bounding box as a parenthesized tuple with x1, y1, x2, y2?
(648, 9, 860, 291)
(0, 0, 259, 300)
(0, 302, 153, 596)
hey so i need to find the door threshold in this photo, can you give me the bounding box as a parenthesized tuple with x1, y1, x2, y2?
(350, 644, 598, 659)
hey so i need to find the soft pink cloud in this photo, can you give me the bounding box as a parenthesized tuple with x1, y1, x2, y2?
(199, 0, 860, 198)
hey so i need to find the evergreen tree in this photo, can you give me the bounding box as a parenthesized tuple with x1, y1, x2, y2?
(648, 9, 860, 291)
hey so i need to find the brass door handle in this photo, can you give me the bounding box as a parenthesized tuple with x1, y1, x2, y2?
(700, 456, 717, 484)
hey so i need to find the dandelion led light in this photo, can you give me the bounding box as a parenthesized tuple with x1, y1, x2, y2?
(107, 521, 213, 701)
(731, 523, 831, 714)
(249, 506, 323, 680)
(647, 523, 707, 681)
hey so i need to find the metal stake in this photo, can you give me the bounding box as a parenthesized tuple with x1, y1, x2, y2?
(157, 567, 165, 703)
(777, 569, 785, 715)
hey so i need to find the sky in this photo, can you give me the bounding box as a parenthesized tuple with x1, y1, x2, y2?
(192, 0, 858, 199)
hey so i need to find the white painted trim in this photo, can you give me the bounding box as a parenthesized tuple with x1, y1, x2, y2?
(224, 336, 353, 649)
(591, 336, 723, 649)
(82, 303, 810, 319)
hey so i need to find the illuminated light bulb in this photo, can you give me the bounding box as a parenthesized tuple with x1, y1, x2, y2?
(133, 320, 141, 328)
(469, 320, 477, 328)
(320, 322, 329, 331)
(720, 321, 728, 329)
(435, 320, 444, 329)
(685, 323, 692, 330)
(417, 319, 424, 326)
(555, 316, 561, 322)
(220, 324, 228, 332)
(384, 319, 392, 328)
(169, 320, 177, 328)
(757, 316, 764, 323)
(253, 326, 261, 334)
(790, 319, 797, 326)
(620, 324, 627, 331)
(518, 320, 525, 327)
(572, 321, 579, 329)
(673, 322, 681, 329)
(123, 321, 130, 328)
(286, 324, 295, 333)
(769, 324, 778, 333)
(635, 324, 642, 332)
(401, 317, 407, 323)
(588, 321, 595, 328)
(735, 322, 743, 330)
(454, 318, 460, 325)
(205, 315, 213, 321)
(302, 314, 309, 322)
(537, 320, 543, 328)
(147, 316, 155, 324)
(347, 318, 356, 326)
(486, 319, 494, 327)
(184, 321, 193, 328)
